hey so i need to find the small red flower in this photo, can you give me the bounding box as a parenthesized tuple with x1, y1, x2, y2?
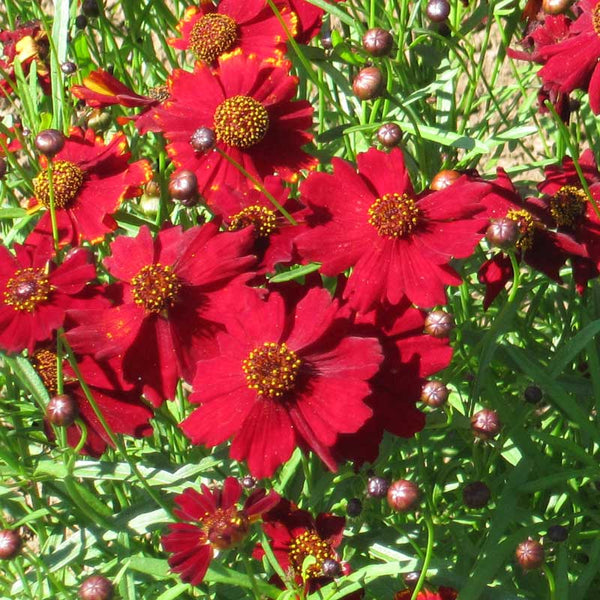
(208, 176, 307, 273)
(153, 53, 317, 198)
(181, 287, 381, 477)
(162, 477, 279, 586)
(0, 237, 98, 354)
(27, 127, 151, 247)
(295, 148, 490, 311)
(168, 0, 296, 63)
(288, 0, 342, 44)
(394, 587, 458, 600)
(32, 346, 153, 457)
(67, 224, 256, 406)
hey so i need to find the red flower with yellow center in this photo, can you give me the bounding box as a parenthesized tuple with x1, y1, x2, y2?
(0, 238, 98, 354)
(294, 148, 490, 311)
(66, 224, 256, 406)
(168, 0, 296, 63)
(181, 287, 381, 477)
(153, 53, 317, 198)
(162, 477, 280, 586)
(27, 127, 151, 247)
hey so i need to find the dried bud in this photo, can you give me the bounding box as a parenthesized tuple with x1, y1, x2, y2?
(168, 170, 198, 201)
(387, 479, 420, 512)
(486, 218, 519, 250)
(75, 15, 88, 29)
(353, 67, 384, 101)
(367, 476, 389, 498)
(144, 179, 161, 198)
(542, 0, 571, 14)
(424, 310, 454, 338)
(82, 0, 101, 18)
(377, 123, 402, 148)
(547, 525, 568, 542)
(426, 0, 451, 22)
(46, 394, 79, 427)
(430, 169, 460, 191)
(241, 475, 256, 489)
(362, 28, 394, 57)
(420, 380, 449, 407)
(190, 127, 216, 153)
(471, 409, 501, 440)
(61, 61, 77, 75)
(516, 539, 545, 570)
(322, 558, 342, 578)
(0, 157, 6, 180)
(79, 574, 114, 600)
(0, 529, 22, 560)
(462, 481, 491, 508)
(346, 497, 362, 517)
(524, 385, 543, 404)
(35, 129, 65, 158)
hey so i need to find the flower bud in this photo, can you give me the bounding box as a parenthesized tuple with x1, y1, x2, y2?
(168, 170, 198, 201)
(403, 571, 421, 589)
(430, 169, 460, 191)
(241, 475, 256, 489)
(547, 525, 568, 542)
(82, 0, 101, 18)
(322, 558, 342, 578)
(524, 385, 543, 404)
(190, 127, 216, 153)
(46, 394, 79, 427)
(471, 409, 501, 440)
(61, 61, 77, 75)
(353, 67, 384, 101)
(35, 129, 65, 158)
(486, 218, 519, 250)
(79, 574, 114, 600)
(462, 481, 491, 508)
(426, 0, 451, 22)
(516, 539, 545, 570)
(420, 380, 449, 407)
(424, 310, 454, 338)
(362, 28, 394, 57)
(346, 497, 362, 517)
(0, 529, 22, 560)
(75, 15, 88, 30)
(367, 476, 389, 498)
(542, 0, 571, 14)
(377, 123, 402, 148)
(387, 479, 420, 512)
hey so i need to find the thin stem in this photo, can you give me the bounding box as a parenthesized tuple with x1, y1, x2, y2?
(46, 162, 60, 255)
(543, 564, 556, 600)
(410, 514, 435, 600)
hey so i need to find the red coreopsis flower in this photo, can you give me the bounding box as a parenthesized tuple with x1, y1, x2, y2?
(153, 53, 317, 198)
(394, 587, 458, 600)
(288, 0, 342, 44)
(162, 477, 280, 586)
(294, 148, 490, 312)
(181, 287, 381, 477)
(255, 499, 347, 592)
(32, 347, 153, 457)
(536, 0, 600, 114)
(209, 176, 307, 274)
(334, 298, 453, 465)
(168, 0, 296, 63)
(27, 127, 151, 247)
(0, 238, 99, 354)
(67, 224, 256, 406)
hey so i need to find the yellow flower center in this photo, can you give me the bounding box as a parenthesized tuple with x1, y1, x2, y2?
(214, 95, 269, 149)
(593, 3, 600, 36)
(242, 342, 302, 398)
(368, 193, 421, 238)
(148, 85, 170, 102)
(33, 161, 85, 209)
(506, 208, 537, 251)
(228, 205, 278, 238)
(202, 507, 249, 550)
(131, 264, 181, 313)
(549, 185, 587, 227)
(30, 348, 59, 396)
(4, 268, 51, 312)
(189, 13, 238, 63)
(289, 531, 334, 580)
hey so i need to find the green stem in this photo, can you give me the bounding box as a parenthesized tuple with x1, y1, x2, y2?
(543, 564, 556, 600)
(241, 554, 262, 600)
(410, 514, 435, 600)
(46, 162, 60, 255)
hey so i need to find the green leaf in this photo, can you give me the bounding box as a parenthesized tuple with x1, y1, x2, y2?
(156, 583, 191, 600)
(127, 555, 170, 579)
(268, 263, 321, 283)
(548, 319, 600, 378)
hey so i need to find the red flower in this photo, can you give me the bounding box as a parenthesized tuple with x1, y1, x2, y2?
(27, 127, 151, 247)
(334, 298, 453, 465)
(153, 53, 317, 198)
(168, 0, 296, 63)
(295, 148, 490, 311)
(536, 0, 600, 114)
(255, 499, 347, 592)
(394, 587, 458, 600)
(0, 237, 98, 354)
(162, 477, 279, 586)
(288, 0, 342, 44)
(208, 176, 307, 273)
(181, 287, 381, 477)
(67, 224, 256, 406)
(32, 347, 153, 457)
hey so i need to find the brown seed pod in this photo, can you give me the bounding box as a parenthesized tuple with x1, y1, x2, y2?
(387, 479, 420, 512)
(471, 409, 501, 440)
(366, 475, 389, 498)
(168, 170, 198, 201)
(79, 574, 114, 600)
(430, 169, 461, 191)
(46, 394, 79, 427)
(322, 557, 342, 578)
(462, 481, 491, 508)
(35, 129, 65, 158)
(190, 127, 216, 153)
(0, 529, 22, 560)
(376, 123, 402, 148)
(420, 380, 449, 407)
(353, 67, 384, 101)
(424, 310, 454, 338)
(542, 0, 571, 15)
(516, 539, 545, 570)
(486, 218, 519, 250)
(362, 28, 394, 57)
(426, 0, 451, 22)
